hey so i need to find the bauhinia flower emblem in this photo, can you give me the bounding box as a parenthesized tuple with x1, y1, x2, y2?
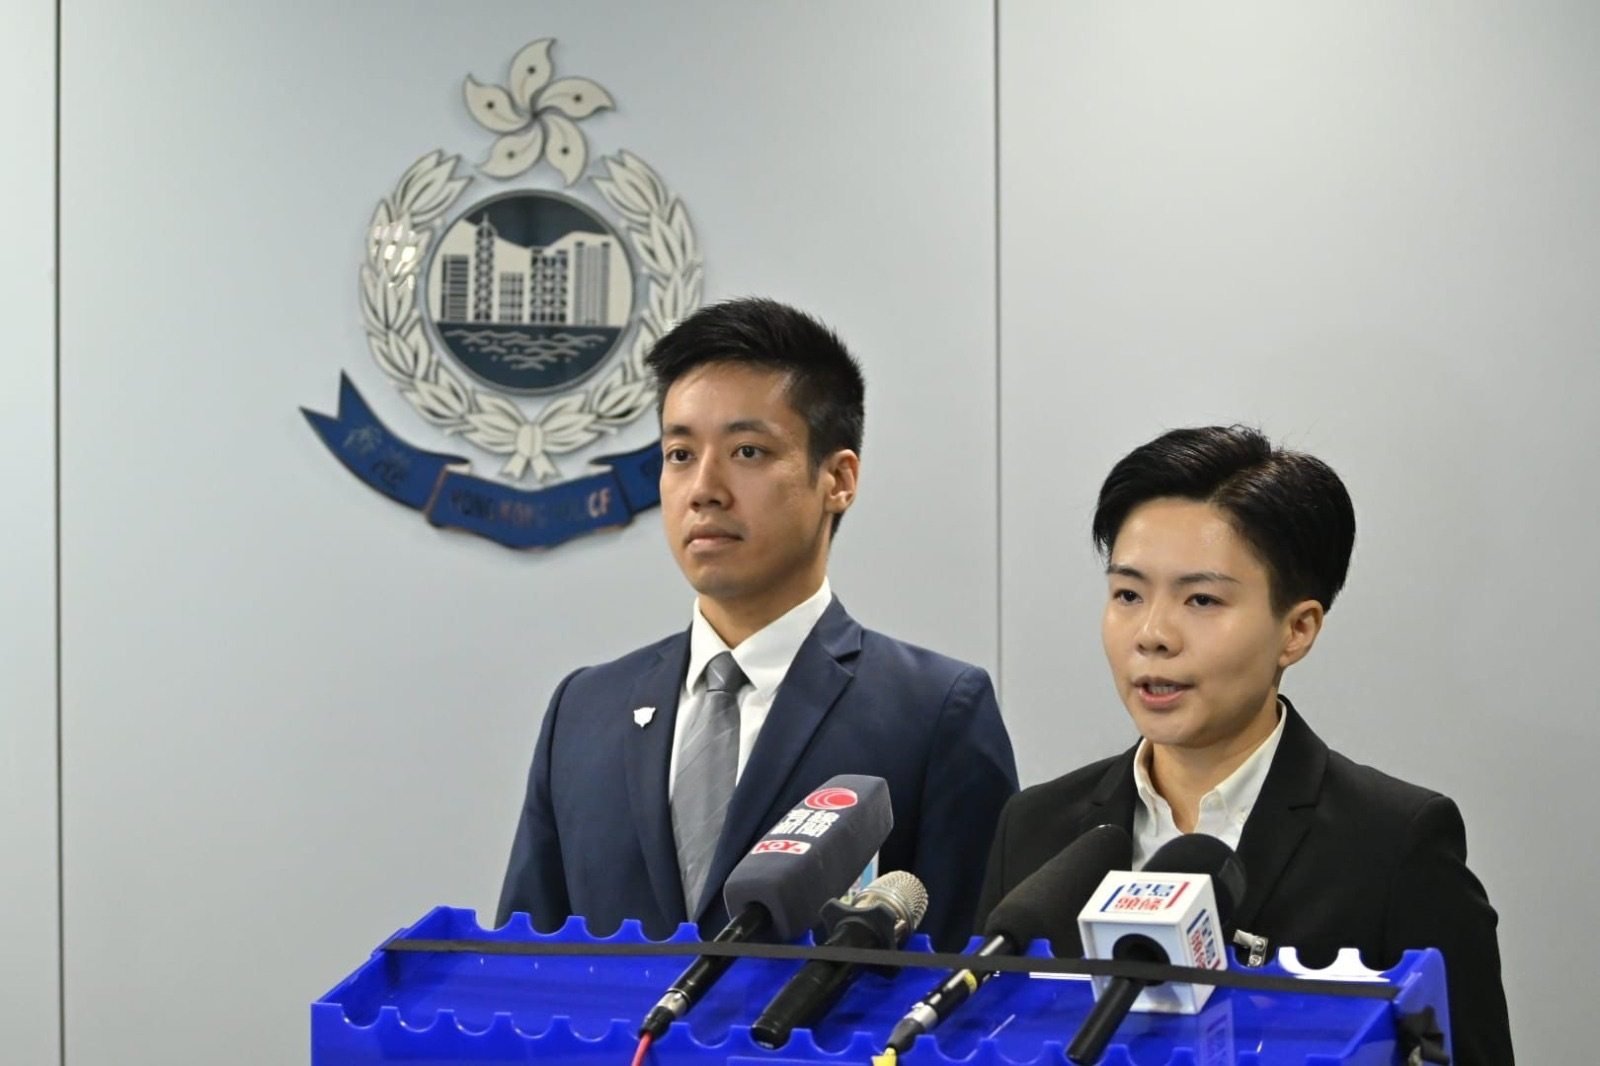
(464, 38, 615, 184)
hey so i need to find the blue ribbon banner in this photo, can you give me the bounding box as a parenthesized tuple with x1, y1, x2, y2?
(303, 374, 661, 549)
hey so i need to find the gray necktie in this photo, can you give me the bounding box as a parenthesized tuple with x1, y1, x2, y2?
(672, 651, 746, 915)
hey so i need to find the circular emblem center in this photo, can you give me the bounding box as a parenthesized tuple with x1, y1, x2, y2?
(426, 190, 635, 395)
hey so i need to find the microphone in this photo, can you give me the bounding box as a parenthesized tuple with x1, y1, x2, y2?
(1066, 833, 1247, 1065)
(750, 870, 929, 1049)
(883, 824, 1133, 1055)
(638, 774, 894, 1039)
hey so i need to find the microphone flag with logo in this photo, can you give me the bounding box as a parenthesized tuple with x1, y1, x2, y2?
(1066, 833, 1247, 1065)
(883, 823, 1133, 1056)
(638, 774, 893, 1038)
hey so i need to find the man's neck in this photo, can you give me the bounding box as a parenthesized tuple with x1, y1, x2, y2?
(700, 574, 827, 648)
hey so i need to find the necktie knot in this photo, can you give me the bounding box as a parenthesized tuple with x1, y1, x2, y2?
(703, 651, 746, 696)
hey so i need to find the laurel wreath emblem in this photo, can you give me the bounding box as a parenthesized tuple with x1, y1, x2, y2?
(359, 39, 702, 482)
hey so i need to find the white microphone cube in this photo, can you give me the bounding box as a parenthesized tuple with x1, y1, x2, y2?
(1077, 870, 1229, 1014)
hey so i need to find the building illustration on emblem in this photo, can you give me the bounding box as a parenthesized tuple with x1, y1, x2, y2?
(427, 193, 634, 394)
(435, 218, 626, 328)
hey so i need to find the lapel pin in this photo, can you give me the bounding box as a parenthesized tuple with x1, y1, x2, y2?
(633, 706, 656, 728)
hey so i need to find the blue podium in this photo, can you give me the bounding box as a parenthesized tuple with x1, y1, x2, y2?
(312, 907, 1450, 1065)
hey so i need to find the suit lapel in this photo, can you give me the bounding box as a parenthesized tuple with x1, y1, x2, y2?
(623, 633, 692, 924)
(1231, 699, 1327, 933)
(1066, 708, 1326, 937)
(1087, 746, 1140, 837)
(691, 598, 861, 919)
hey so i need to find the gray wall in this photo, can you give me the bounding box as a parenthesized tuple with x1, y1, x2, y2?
(11, 1, 1590, 1063)
(1, 0, 61, 1063)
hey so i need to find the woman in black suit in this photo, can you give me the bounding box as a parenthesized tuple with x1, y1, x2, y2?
(978, 425, 1512, 1066)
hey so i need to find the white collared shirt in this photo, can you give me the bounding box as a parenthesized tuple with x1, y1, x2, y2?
(1131, 699, 1287, 868)
(666, 579, 834, 799)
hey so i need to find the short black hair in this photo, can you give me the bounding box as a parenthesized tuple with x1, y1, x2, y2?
(1091, 426, 1356, 613)
(646, 298, 866, 532)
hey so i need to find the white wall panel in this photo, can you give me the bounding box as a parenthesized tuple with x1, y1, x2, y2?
(59, 2, 995, 1062)
(1, 1, 61, 1063)
(1000, 3, 1598, 1060)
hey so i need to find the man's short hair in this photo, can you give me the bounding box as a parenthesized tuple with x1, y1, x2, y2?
(647, 299, 864, 539)
(1091, 426, 1356, 614)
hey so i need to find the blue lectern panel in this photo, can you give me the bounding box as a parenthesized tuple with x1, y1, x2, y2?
(312, 907, 1448, 1065)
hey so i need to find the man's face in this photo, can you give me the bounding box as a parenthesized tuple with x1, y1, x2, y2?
(659, 362, 853, 622)
(1101, 498, 1313, 759)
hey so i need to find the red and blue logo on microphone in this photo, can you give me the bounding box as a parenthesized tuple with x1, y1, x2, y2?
(1185, 909, 1223, 970)
(1100, 879, 1192, 914)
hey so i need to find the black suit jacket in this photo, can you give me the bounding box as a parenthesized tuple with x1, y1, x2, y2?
(497, 598, 1019, 949)
(976, 700, 1512, 1066)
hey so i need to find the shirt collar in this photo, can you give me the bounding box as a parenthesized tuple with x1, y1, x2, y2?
(1132, 697, 1288, 825)
(685, 578, 833, 699)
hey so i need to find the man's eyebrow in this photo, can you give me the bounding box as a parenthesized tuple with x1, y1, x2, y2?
(660, 419, 778, 438)
(1106, 564, 1145, 580)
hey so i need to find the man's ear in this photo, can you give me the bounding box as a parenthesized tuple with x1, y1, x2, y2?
(1279, 599, 1326, 669)
(820, 449, 860, 517)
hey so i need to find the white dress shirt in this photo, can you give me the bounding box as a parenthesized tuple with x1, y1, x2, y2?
(1131, 699, 1287, 868)
(666, 579, 833, 799)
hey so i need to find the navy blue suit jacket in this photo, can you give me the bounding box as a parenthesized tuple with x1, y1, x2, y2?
(497, 598, 1019, 950)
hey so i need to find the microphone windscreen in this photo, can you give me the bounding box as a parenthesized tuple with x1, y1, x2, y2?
(984, 823, 1133, 951)
(722, 775, 894, 940)
(1142, 833, 1247, 930)
(855, 870, 930, 931)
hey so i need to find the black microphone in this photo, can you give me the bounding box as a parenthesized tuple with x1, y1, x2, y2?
(1065, 833, 1247, 1065)
(883, 823, 1133, 1055)
(638, 774, 894, 1039)
(750, 870, 929, 1049)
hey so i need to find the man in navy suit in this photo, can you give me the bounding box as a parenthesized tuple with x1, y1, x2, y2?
(497, 298, 1018, 949)
(976, 426, 1512, 1065)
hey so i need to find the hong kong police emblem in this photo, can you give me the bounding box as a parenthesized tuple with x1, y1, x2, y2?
(303, 38, 703, 549)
